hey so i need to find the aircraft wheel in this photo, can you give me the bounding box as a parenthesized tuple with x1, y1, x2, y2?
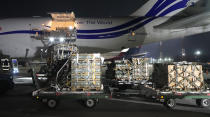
(84, 99, 96, 108)
(47, 99, 59, 109)
(197, 99, 210, 108)
(164, 99, 176, 109)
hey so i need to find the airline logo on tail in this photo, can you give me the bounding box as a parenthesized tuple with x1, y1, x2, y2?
(145, 0, 194, 17)
(77, 0, 192, 39)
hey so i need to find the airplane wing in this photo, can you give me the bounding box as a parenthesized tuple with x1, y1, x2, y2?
(155, 12, 210, 29)
(131, 52, 149, 57)
(154, 0, 210, 30)
(151, 10, 210, 41)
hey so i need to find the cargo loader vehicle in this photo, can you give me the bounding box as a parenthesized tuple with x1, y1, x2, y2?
(31, 12, 110, 109)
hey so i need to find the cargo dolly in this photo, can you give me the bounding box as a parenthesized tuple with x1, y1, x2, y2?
(109, 87, 210, 109)
(32, 88, 111, 109)
(31, 56, 110, 109)
(156, 90, 210, 109)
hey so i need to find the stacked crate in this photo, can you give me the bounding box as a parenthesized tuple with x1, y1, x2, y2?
(132, 58, 152, 81)
(152, 63, 205, 91)
(71, 54, 101, 91)
(105, 58, 153, 84)
(114, 60, 132, 82)
(168, 64, 204, 91)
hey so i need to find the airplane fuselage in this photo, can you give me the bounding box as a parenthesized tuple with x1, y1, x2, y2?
(0, 17, 150, 57)
(0, 0, 202, 57)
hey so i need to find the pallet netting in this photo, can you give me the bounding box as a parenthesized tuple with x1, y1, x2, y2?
(114, 60, 132, 81)
(152, 63, 205, 91)
(168, 64, 205, 91)
(132, 58, 153, 81)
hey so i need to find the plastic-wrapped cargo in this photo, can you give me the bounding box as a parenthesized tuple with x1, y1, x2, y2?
(105, 58, 152, 84)
(152, 64, 171, 89)
(114, 60, 132, 81)
(152, 63, 205, 91)
(71, 54, 101, 91)
(132, 58, 153, 81)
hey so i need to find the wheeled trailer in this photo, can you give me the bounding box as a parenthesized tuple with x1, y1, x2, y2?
(32, 89, 110, 109)
(157, 91, 210, 109)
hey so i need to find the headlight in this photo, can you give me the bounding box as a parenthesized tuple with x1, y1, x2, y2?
(59, 37, 65, 42)
(32, 91, 38, 96)
(69, 26, 73, 30)
(101, 84, 104, 90)
(49, 37, 55, 42)
(13, 68, 19, 74)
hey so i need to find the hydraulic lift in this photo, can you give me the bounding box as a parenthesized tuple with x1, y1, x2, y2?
(31, 12, 110, 109)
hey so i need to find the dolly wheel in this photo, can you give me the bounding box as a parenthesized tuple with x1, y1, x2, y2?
(164, 99, 176, 109)
(200, 99, 210, 108)
(85, 99, 96, 108)
(47, 99, 58, 109)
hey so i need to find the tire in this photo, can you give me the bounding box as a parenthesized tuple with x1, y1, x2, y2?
(84, 99, 96, 108)
(47, 99, 59, 109)
(200, 99, 210, 108)
(164, 99, 176, 109)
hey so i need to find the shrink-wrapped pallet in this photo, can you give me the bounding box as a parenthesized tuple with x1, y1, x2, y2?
(71, 54, 101, 91)
(114, 60, 132, 81)
(132, 58, 153, 81)
(105, 58, 152, 84)
(152, 64, 169, 89)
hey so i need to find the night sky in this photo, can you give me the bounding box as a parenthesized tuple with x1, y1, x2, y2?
(0, 0, 210, 61)
(140, 32, 210, 62)
(0, 0, 141, 18)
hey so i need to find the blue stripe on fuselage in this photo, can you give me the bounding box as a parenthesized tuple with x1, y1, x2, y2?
(77, 17, 146, 33)
(77, 0, 189, 39)
(146, 0, 165, 16)
(0, 30, 41, 35)
(146, 0, 176, 16)
(77, 17, 156, 39)
(77, 0, 178, 34)
(0, 0, 189, 39)
(78, 0, 188, 34)
(158, 0, 189, 16)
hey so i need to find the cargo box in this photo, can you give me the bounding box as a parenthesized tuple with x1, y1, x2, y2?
(105, 58, 153, 83)
(132, 58, 153, 81)
(71, 54, 102, 91)
(152, 63, 204, 91)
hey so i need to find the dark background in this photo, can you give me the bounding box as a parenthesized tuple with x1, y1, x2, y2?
(140, 33, 210, 62)
(0, 0, 210, 61)
(0, 0, 142, 18)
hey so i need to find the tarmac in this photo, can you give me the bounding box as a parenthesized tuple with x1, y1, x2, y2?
(0, 85, 209, 117)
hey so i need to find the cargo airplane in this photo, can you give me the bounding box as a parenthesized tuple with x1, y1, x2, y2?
(0, 0, 210, 57)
